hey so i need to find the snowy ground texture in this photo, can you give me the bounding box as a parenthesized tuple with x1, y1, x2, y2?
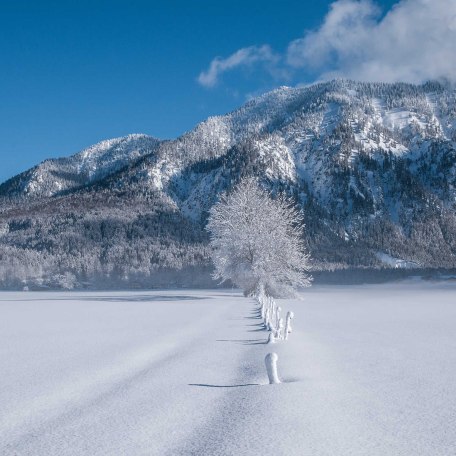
(1, 282, 456, 455)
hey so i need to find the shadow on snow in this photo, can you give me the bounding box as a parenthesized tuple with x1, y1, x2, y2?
(188, 383, 260, 388)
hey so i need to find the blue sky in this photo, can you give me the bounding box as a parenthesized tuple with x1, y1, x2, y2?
(1, 0, 452, 183)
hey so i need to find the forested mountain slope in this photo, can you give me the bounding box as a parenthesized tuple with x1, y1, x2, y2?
(1, 80, 455, 288)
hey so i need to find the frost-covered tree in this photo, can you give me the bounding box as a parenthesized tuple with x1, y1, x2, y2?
(206, 178, 312, 297)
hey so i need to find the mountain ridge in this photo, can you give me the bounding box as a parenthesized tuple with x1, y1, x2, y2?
(1, 79, 456, 288)
(0, 134, 161, 201)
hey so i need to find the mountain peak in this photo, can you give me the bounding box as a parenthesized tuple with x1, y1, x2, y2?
(0, 134, 162, 199)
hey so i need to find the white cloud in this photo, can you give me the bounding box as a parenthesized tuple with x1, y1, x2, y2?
(197, 45, 280, 88)
(199, 0, 456, 88)
(287, 0, 456, 83)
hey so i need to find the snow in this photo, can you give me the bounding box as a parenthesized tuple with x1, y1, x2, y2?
(254, 135, 297, 182)
(320, 102, 340, 135)
(1, 283, 456, 455)
(375, 251, 419, 268)
(17, 134, 161, 198)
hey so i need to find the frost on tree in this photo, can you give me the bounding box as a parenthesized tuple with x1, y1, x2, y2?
(206, 178, 312, 297)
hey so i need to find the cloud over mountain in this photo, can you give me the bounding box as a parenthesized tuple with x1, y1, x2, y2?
(199, 0, 456, 87)
(288, 0, 456, 83)
(197, 45, 279, 88)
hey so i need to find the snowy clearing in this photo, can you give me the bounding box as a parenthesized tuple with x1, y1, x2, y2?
(1, 282, 456, 455)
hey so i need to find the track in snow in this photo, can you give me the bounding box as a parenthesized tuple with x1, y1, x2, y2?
(1, 283, 456, 455)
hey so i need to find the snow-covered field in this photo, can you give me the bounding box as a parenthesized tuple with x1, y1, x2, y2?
(1, 282, 456, 455)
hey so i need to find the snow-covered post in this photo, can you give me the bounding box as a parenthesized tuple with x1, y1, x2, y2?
(256, 282, 265, 318)
(260, 297, 266, 320)
(265, 352, 280, 384)
(276, 306, 282, 329)
(265, 308, 271, 329)
(260, 294, 267, 321)
(284, 311, 294, 340)
(267, 332, 275, 344)
(268, 299, 274, 329)
(276, 317, 284, 340)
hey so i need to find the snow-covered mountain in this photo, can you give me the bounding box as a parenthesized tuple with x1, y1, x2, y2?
(0, 134, 161, 199)
(1, 79, 456, 288)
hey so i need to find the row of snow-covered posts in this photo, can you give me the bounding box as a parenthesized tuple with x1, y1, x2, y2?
(256, 291, 294, 384)
(257, 292, 294, 344)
